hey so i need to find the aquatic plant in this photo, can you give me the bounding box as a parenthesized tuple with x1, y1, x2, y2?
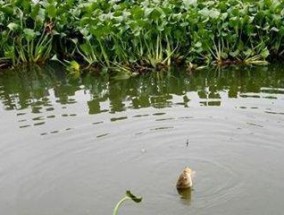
(113, 190, 142, 215)
(0, 0, 80, 66)
(0, 0, 55, 65)
(1, 0, 284, 72)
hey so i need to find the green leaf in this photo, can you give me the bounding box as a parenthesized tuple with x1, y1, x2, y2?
(0, 5, 14, 15)
(210, 9, 220, 19)
(46, 4, 57, 18)
(260, 48, 269, 59)
(199, 8, 220, 19)
(183, 0, 197, 8)
(195, 42, 202, 48)
(229, 50, 240, 58)
(23, 28, 37, 41)
(243, 49, 253, 57)
(31, 3, 40, 20)
(270, 27, 279, 32)
(67, 60, 80, 72)
(126, 191, 142, 203)
(80, 43, 92, 54)
(7, 23, 19, 31)
(221, 52, 228, 59)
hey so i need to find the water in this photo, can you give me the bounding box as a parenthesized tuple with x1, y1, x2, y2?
(0, 64, 284, 215)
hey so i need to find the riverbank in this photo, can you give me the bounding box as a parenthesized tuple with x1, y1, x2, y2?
(1, 0, 284, 73)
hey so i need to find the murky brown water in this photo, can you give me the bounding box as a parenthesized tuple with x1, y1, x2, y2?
(0, 64, 284, 215)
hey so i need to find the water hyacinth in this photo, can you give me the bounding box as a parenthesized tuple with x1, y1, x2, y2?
(0, 0, 284, 72)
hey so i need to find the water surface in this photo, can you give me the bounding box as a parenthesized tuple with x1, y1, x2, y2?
(0, 64, 284, 215)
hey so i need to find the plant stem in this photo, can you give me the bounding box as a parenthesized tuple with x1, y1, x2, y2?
(113, 196, 131, 215)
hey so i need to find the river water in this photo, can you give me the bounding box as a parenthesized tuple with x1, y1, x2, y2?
(0, 64, 284, 215)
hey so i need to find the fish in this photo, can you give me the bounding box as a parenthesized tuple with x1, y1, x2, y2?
(176, 167, 195, 189)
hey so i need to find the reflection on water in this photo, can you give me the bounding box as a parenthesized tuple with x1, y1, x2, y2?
(0, 64, 284, 215)
(177, 188, 192, 206)
(0, 64, 284, 128)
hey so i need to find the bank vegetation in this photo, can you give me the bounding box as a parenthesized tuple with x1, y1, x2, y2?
(1, 0, 284, 74)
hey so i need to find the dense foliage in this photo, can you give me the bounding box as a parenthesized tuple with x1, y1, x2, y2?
(0, 0, 284, 72)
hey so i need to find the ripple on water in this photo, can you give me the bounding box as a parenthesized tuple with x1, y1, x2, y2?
(127, 154, 244, 213)
(107, 108, 284, 212)
(192, 158, 244, 209)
